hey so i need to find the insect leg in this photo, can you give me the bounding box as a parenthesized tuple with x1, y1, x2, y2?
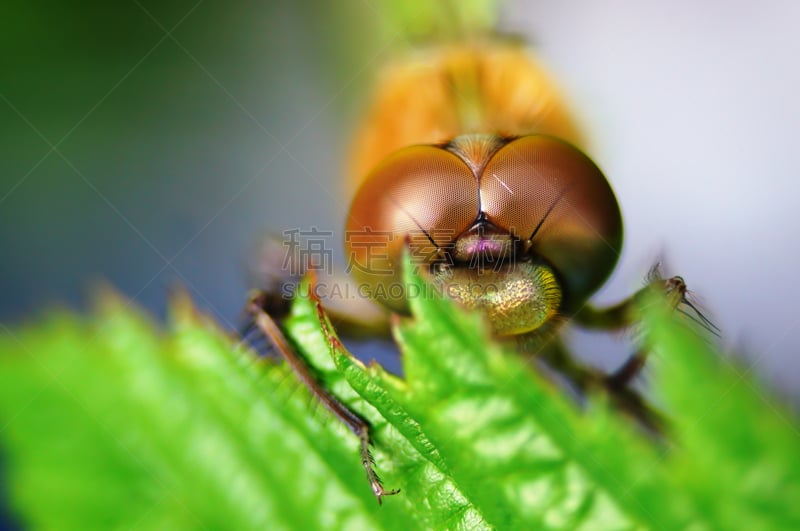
(245, 291, 398, 504)
(539, 340, 665, 432)
(572, 273, 718, 386)
(605, 351, 647, 390)
(575, 273, 717, 334)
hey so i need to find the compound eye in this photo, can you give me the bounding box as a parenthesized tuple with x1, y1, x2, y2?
(346, 145, 478, 313)
(480, 135, 623, 307)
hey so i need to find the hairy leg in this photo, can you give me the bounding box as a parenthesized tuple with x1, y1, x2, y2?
(572, 273, 718, 387)
(244, 290, 398, 503)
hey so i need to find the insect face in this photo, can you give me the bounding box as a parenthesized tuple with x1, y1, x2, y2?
(345, 133, 623, 336)
(245, 38, 716, 503)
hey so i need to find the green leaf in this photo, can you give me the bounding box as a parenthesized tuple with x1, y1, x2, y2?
(0, 293, 400, 530)
(645, 299, 800, 529)
(0, 271, 798, 529)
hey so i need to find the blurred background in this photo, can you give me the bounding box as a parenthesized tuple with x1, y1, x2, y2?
(2, 0, 799, 402)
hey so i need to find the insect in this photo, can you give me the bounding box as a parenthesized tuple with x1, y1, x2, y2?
(244, 38, 717, 503)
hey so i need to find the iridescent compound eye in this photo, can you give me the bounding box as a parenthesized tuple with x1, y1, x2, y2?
(345, 134, 623, 336)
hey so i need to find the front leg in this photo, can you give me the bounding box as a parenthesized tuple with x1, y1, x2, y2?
(573, 272, 719, 388)
(244, 290, 399, 504)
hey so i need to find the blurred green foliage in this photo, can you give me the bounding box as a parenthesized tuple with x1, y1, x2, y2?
(0, 263, 798, 529)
